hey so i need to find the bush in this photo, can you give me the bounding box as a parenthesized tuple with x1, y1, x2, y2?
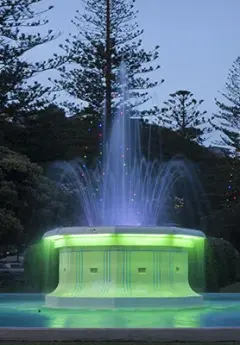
(205, 237, 239, 292)
(24, 240, 59, 293)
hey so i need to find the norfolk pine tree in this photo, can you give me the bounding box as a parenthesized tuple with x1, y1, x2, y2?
(158, 90, 208, 143)
(0, 0, 65, 124)
(211, 57, 240, 151)
(54, 0, 163, 133)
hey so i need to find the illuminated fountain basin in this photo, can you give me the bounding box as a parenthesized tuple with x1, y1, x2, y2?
(43, 226, 205, 309)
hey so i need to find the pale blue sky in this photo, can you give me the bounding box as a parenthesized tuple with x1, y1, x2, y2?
(28, 0, 240, 144)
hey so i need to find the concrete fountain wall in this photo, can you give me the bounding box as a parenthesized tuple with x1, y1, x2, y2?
(43, 226, 205, 309)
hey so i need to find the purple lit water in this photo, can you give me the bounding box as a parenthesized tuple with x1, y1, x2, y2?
(51, 64, 203, 226)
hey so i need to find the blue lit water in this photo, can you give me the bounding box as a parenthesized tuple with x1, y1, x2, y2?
(1, 294, 240, 328)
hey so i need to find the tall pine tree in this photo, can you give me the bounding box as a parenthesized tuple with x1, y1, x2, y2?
(0, 0, 65, 124)
(212, 56, 240, 151)
(157, 90, 208, 143)
(54, 0, 163, 132)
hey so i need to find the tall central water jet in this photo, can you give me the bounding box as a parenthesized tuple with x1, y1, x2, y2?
(44, 64, 205, 309)
(50, 64, 202, 227)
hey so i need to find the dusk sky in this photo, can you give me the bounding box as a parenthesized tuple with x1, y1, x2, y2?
(29, 0, 240, 145)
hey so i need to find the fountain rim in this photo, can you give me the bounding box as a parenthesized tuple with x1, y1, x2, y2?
(43, 226, 205, 239)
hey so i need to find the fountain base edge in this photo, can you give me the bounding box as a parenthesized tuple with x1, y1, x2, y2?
(45, 296, 204, 309)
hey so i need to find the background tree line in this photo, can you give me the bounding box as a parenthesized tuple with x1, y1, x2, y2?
(0, 0, 239, 258)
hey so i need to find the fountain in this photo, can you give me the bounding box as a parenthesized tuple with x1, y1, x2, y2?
(43, 65, 205, 309)
(0, 67, 239, 342)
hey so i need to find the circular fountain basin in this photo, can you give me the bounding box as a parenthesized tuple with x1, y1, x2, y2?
(43, 226, 205, 309)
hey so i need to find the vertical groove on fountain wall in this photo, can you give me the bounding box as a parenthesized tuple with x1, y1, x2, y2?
(123, 250, 132, 296)
(153, 250, 160, 289)
(72, 250, 83, 297)
(104, 250, 111, 295)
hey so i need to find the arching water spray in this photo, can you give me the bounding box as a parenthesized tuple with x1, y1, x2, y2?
(49, 63, 205, 227)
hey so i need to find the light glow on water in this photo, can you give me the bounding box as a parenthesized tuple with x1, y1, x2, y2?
(1, 295, 240, 328)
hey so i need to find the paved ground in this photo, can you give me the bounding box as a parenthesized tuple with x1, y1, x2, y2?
(1, 328, 240, 342)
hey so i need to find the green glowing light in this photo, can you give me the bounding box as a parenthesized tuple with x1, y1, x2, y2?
(44, 233, 203, 249)
(44, 228, 205, 309)
(45, 245, 203, 307)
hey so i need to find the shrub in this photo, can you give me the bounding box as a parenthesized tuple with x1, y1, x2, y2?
(24, 240, 59, 293)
